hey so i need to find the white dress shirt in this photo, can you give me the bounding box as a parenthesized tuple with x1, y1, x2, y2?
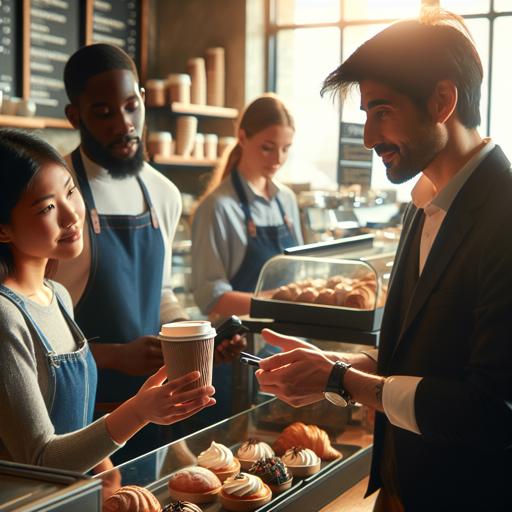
(382, 139, 494, 434)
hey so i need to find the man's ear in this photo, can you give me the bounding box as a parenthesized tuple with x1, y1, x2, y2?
(65, 103, 80, 130)
(429, 80, 458, 124)
(140, 86, 146, 104)
(0, 225, 12, 244)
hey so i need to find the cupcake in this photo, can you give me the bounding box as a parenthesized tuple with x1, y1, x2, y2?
(281, 447, 321, 477)
(220, 472, 272, 511)
(237, 439, 274, 470)
(168, 466, 221, 504)
(197, 441, 241, 481)
(103, 485, 161, 512)
(162, 501, 202, 512)
(248, 457, 292, 494)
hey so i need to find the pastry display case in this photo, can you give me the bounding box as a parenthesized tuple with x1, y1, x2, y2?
(250, 252, 394, 332)
(0, 461, 101, 511)
(95, 398, 371, 512)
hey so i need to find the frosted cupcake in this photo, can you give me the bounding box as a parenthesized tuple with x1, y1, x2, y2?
(281, 447, 321, 477)
(237, 439, 275, 470)
(248, 457, 292, 494)
(197, 441, 241, 482)
(220, 472, 272, 511)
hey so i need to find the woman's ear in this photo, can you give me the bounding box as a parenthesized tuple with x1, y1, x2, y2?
(0, 225, 11, 244)
(238, 128, 247, 148)
(429, 80, 458, 125)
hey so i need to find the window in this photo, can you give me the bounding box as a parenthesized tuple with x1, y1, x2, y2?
(267, 0, 512, 200)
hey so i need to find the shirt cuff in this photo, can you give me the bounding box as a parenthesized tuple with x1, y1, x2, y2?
(382, 375, 422, 435)
(160, 292, 189, 323)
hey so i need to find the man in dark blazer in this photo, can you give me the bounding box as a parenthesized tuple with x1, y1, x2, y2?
(256, 9, 512, 512)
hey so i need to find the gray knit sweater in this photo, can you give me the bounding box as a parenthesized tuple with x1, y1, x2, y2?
(0, 281, 121, 472)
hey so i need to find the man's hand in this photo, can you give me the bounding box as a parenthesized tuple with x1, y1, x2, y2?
(214, 334, 247, 364)
(256, 347, 334, 407)
(91, 336, 164, 376)
(261, 328, 321, 353)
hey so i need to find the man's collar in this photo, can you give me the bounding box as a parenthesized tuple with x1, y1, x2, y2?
(411, 138, 494, 215)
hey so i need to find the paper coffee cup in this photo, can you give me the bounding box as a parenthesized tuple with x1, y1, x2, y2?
(159, 321, 216, 390)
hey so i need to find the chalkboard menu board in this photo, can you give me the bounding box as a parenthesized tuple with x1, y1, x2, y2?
(0, 0, 19, 97)
(92, 0, 140, 68)
(338, 122, 373, 187)
(29, 0, 81, 118)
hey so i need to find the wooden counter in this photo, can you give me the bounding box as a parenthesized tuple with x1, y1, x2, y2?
(320, 423, 378, 512)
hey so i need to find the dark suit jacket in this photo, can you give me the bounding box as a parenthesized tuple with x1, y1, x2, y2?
(368, 146, 512, 511)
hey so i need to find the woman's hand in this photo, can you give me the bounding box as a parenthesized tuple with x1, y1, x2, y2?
(135, 367, 216, 425)
(91, 458, 121, 501)
(105, 367, 215, 444)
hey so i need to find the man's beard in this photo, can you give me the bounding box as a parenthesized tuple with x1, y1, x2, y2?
(376, 123, 445, 185)
(79, 121, 145, 179)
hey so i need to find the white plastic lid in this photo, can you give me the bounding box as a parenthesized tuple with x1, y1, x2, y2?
(148, 131, 172, 141)
(145, 79, 165, 88)
(195, 133, 205, 142)
(160, 320, 216, 341)
(204, 133, 218, 142)
(167, 73, 191, 86)
(206, 47, 225, 55)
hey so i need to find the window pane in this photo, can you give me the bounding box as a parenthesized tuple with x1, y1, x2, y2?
(342, 0, 421, 21)
(491, 17, 512, 158)
(464, 18, 489, 135)
(440, 0, 490, 15)
(340, 24, 418, 201)
(495, 0, 512, 12)
(276, 27, 341, 187)
(276, 0, 340, 25)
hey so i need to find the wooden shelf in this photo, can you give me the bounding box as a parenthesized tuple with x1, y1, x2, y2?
(151, 154, 218, 167)
(149, 102, 238, 119)
(0, 115, 73, 130)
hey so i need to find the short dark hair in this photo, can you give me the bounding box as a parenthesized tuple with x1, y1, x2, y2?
(64, 43, 139, 104)
(321, 9, 483, 128)
(0, 129, 67, 281)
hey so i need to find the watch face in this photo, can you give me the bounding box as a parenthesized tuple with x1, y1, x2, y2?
(324, 391, 348, 407)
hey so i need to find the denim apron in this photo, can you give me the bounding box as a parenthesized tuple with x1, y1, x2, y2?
(0, 284, 97, 434)
(71, 149, 165, 465)
(216, 170, 298, 421)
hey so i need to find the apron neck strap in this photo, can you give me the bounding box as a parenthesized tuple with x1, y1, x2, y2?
(71, 148, 159, 233)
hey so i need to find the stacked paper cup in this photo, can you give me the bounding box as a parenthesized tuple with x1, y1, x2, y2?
(187, 58, 207, 105)
(159, 321, 216, 390)
(147, 132, 172, 158)
(167, 74, 191, 104)
(205, 47, 225, 107)
(218, 136, 237, 158)
(204, 133, 219, 160)
(175, 115, 198, 156)
(193, 133, 205, 159)
(145, 79, 166, 107)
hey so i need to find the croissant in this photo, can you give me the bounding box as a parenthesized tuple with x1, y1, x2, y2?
(273, 422, 341, 461)
(103, 485, 161, 512)
(344, 284, 376, 309)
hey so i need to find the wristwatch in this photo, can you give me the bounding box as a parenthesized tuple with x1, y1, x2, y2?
(324, 361, 353, 407)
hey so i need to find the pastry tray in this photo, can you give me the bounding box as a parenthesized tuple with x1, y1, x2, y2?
(250, 297, 384, 332)
(148, 441, 362, 512)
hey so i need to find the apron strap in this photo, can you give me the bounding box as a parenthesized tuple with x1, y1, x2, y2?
(71, 149, 102, 235)
(0, 284, 55, 354)
(71, 148, 160, 233)
(231, 170, 293, 237)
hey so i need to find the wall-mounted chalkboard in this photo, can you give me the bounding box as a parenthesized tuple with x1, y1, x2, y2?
(29, 0, 81, 118)
(92, 0, 141, 70)
(0, 0, 20, 97)
(338, 122, 373, 187)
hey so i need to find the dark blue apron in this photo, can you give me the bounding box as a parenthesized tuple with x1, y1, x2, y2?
(71, 149, 165, 465)
(0, 284, 97, 435)
(214, 170, 299, 422)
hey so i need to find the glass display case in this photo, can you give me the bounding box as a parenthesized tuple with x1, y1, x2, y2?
(0, 461, 101, 511)
(250, 252, 394, 331)
(95, 399, 371, 511)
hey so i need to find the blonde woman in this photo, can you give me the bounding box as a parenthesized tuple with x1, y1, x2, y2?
(192, 94, 303, 318)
